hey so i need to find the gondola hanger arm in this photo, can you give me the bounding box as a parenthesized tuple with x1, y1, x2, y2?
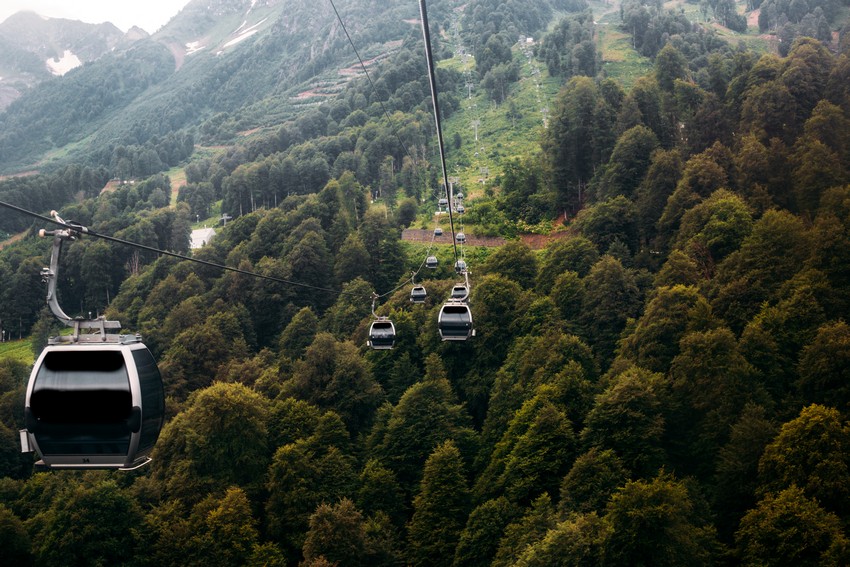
(39, 211, 121, 338)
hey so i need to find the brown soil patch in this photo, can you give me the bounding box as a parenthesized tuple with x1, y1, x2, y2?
(402, 228, 506, 247)
(99, 179, 123, 195)
(0, 171, 38, 180)
(0, 231, 26, 251)
(748, 9, 760, 27)
(520, 231, 572, 249)
(160, 40, 186, 71)
(294, 89, 337, 100)
(402, 228, 574, 250)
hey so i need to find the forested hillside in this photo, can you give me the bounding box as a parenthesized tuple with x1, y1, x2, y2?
(1, 0, 850, 564)
(0, 0, 456, 174)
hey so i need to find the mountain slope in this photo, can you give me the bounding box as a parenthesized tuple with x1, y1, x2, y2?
(0, 0, 440, 174)
(0, 11, 140, 111)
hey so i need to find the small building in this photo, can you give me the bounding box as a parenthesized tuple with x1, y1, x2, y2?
(190, 227, 216, 250)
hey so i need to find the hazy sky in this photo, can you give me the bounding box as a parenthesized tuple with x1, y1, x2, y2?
(0, 1, 193, 34)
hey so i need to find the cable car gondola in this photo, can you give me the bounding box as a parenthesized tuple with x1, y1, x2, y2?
(426, 256, 438, 269)
(419, 2, 476, 343)
(454, 259, 467, 274)
(451, 284, 470, 301)
(456, 232, 466, 243)
(438, 198, 448, 209)
(23, 339, 165, 470)
(368, 318, 396, 349)
(410, 285, 428, 303)
(457, 204, 465, 214)
(438, 301, 475, 341)
(19, 213, 165, 470)
(434, 227, 443, 236)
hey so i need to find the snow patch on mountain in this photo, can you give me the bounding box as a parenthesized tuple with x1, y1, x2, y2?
(46, 50, 82, 76)
(186, 40, 205, 55)
(218, 17, 267, 53)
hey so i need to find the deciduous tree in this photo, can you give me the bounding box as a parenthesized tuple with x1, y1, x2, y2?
(757, 404, 850, 518)
(603, 474, 721, 566)
(736, 486, 849, 566)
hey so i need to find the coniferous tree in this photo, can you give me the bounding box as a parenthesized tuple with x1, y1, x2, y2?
(491, 494, 557, 567)
(579, 255, 642, 366)
(757, 404, 850, 519)
(453, 497, 520, 567)
(581, 366, 667, 478)
(373, 357, 478, 495)
(407, 441, 470, 567)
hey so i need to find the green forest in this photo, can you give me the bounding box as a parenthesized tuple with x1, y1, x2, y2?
(2, 0, 850, 564)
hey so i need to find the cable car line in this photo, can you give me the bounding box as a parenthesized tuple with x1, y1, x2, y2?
(4, 1, 478, 346)
(419, 0, 475, 342)
(419, 0, 460, 266)
(326, 0, 429, 200)
(0, 201, 345, 297)
(329, 0, 474, 344)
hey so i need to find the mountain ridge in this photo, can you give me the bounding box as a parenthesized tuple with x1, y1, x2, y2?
(0, 0, 434, 173)
(0, 10, 145, 110)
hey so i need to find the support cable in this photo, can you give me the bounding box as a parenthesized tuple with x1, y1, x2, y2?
(0, 201, 344, 297)
(328, 0, 445, 281)
(327, 0, 419, 181)
(418, 0, 459, 266)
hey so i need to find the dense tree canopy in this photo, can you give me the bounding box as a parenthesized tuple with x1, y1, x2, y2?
(2, 2, 850, 565)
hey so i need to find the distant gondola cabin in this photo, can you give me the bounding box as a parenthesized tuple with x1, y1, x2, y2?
(410, 285, 427, 303)
(368, 319, 396, 349)
(438, 302, 475, 341)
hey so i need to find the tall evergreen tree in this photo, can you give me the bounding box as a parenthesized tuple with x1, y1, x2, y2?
(407, 441, 471, 567)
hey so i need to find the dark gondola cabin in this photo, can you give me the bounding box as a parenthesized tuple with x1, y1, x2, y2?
(22, 340, 165, 470)
(438, 301, 475, 341)
(368, 319, 396, 349)
(451, 284, 469, 300)
(410, 285, 427, 303)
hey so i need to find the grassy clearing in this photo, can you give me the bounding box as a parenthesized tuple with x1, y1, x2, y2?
(594, 0, 776, 86)
(192, 200, 224, 230)
(596, 25, 653, 90)
(0, 339, 34, 366)
(166, 165, 188, 205)
(401, 241, 493, 273)
(439, 42, 559, 189)
(431, 39, 561, 234)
